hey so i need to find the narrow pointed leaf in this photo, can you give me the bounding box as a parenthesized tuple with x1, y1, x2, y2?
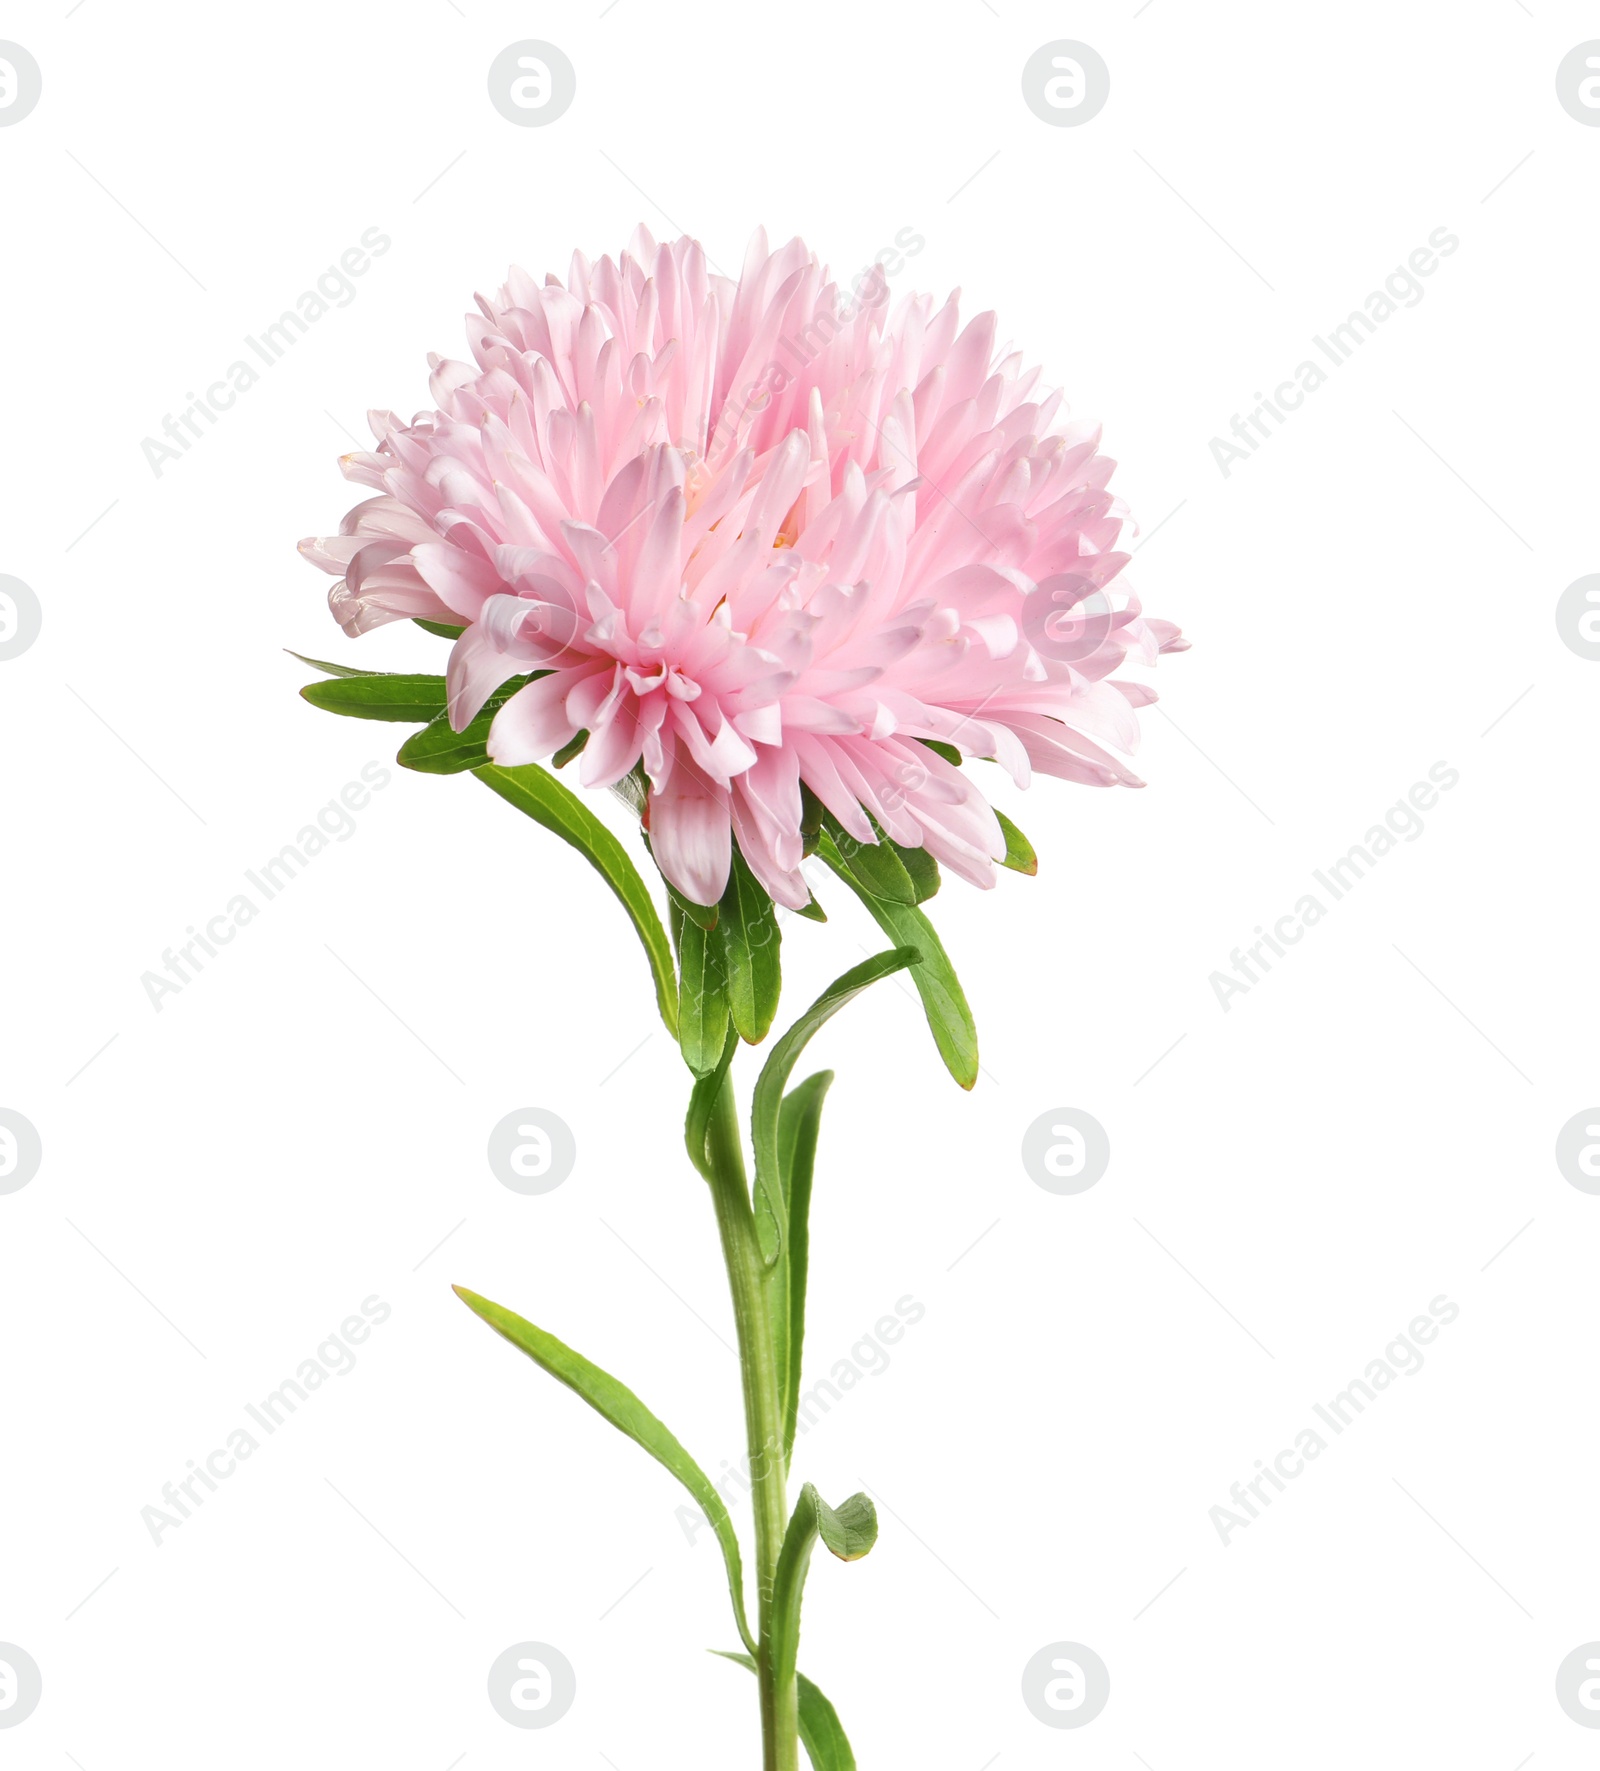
(793, 1673, 856, 1771)
(413, 617, 465, 639)
(300, 672, 448, 722)
(668, 881, 718, 932)
(684, 1024, 740, 1181)
(888, 837, 940, 902)
(455, 1286, 754, 1654)
(773, 1071, 832, 1464)
(822, 814, 918, 904)
(713, 1654, 857, 1771)
(799, 785, 825, 856)
(995, 809, 1038, 875)
(791, 891, 828, 923)
(818, 832, 978, 1089)
(771, 1488, 876, 1703)
(288, 650, 386, 679)
(918, 738, 962, 767)
(669, 892, 730, 1075)
(751, 948, 919, 1264)
(719, 847, 782, 1044)
(551, 729, 590, 770)
(475, 762, 678, 1036)
(396, 677, 536, 775)
(397, 712, 476, 774)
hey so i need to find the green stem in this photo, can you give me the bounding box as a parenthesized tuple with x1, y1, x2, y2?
(703, 1067, 799, 1771)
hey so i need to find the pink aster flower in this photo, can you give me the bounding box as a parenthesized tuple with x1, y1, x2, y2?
(301, 226, 1186, 908)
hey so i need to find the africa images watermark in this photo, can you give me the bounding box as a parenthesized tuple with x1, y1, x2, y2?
(1210, 761, 1459, 1012)
(141, 1296, 392, 1546)
(141, 227, 392, 477)
(141, 762, 390, 1011)
(1210, 1294, 1460, 1547)
(1209, 226, 1459, 477)
(676, 1294, 926, 1547)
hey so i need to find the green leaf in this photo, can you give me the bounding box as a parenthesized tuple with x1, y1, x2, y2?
(684, 1024, 740, 1181)
(797, 1484, 878, 1563)
(719, 847, 782, 1044)
(888, 838, 940, 903)
(454, 1287, 754, 1654)
(396, 678, 536, 776)
(792, 1673, 856, 1771)
(669, 881, 719, 933)
(822, 814, 918, 905)
(918, 738, 962, 767)
(475, 763, 678, 1037)
(751, 948, 920, 1265)
(768, 1486, 876, 1725)
(611, 763, 649, 818)
(712, 1654, 857, 1771)
(413, 617, 465, 639)
(995, 809, 1038, 875)
(773, 1071, 831, 1465)
(287, 650, 386, 679)
(670, 891, 731, 1076)
(799, 785, 825, 857)
(300, 673, 448, 723)
(791, 891, 828, 923)
(551, 729, 589, 770)
(396, 713, 485, 775)
(818, 832, 979, 1090)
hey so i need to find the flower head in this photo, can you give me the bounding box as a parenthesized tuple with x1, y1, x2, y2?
(301, 227, 1185, 908)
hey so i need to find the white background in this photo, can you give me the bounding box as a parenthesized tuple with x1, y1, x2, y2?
(3, 2, 1598, 1765)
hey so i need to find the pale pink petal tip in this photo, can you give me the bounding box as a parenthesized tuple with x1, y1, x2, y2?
(302, 228, 1184, 899)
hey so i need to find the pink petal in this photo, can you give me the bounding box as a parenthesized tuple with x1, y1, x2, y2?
(649, 758, 732, 907)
